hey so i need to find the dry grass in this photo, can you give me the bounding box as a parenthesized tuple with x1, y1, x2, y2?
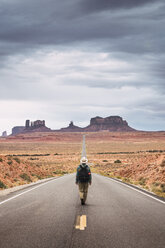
(0, 133, 82, 188)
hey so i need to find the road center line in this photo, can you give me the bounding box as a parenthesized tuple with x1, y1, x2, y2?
(75, 215, 87, 230)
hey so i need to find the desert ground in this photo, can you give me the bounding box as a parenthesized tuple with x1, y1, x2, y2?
(0, 131, 165, 198)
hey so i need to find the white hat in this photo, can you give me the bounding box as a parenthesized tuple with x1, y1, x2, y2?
(80, 157, 88, 164)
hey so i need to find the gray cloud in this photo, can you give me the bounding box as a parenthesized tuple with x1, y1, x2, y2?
(0, 0, 165, 133)
(80, 0, 157, 13)
(0, 0, 164, 54)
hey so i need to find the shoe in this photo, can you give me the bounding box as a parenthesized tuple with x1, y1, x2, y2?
(81, 199, 84, 205)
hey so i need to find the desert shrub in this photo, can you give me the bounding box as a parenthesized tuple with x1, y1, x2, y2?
(36, 164, 41, 167)
(139, 177, 147, 186)
(14, 154, 29, 156)
(0, 180, 7, 189)
(144, 185, 149, 190)
(151, 184, 165, 197)
(5, 173, 10, 177)
(14, 178, 18, 182)
(147, 150, 165, 153)
(53, 170, 58, 174)
(47, 175, 53, 178)
(12, 154, 29, 157)
(0, 158, 3, 162)
(53, 170, 59, 174)
(160, 160, 165, 167)
(153, 181, 160, 187)
(31, 174, 42, 179)
(32, 154, 50, 156)
(103, 160, 108, 162)
(13, 154, 50, 157)
(122, 177, 131, 183)
(97, 152, 135, 155)
(116, 176, 122, 179)
(13, 157, 20, 164)
(20, 173, 32, 182)
(36, 175, 42, 180)
(53, 170, 68, 175)
(7, 161, 12, 165)
(114, 160, 121, 163)
(160, 184, 165, 192)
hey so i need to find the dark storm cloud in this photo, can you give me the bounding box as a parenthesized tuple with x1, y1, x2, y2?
(0, 0, 79, 55)
(0, 0, 164, 55)
(81, 0, 157, 13)
(0, 0, 164, 102)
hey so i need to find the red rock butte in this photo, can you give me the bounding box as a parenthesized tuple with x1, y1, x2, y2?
(11, 116, 136, 135)
(59, 116, 135, 132)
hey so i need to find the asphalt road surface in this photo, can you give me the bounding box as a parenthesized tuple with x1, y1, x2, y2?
(0, 173, 165, 248)
(81, 135, 86, 158)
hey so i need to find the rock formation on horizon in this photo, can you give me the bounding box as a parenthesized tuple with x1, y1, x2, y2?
(25, 119, 50, 131)
(12, 126, 25, 135)
(59, 121, 83, 132)
(12, 119, 51, 135)
(11, 116, 136, 135)
(1, 131, 7, 137)
(58, 116, 135, 132)
(84, 116, 135, 132)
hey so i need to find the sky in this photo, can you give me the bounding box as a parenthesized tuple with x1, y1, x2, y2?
(0, 0, 165, 134)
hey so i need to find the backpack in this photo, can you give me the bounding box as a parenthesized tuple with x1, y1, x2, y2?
(78, 165, 90, 183)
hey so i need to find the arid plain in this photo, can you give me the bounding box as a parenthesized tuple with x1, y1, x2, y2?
(0, 131, 165, 198)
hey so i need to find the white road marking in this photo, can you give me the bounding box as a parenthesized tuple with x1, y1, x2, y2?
(105, 176, 165, 205)
(0, 177, 60, 206)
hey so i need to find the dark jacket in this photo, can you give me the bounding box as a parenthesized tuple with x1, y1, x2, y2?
(76, 164, 92, 184)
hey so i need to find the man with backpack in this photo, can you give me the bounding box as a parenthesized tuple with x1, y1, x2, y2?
(76, 157, 92, 205)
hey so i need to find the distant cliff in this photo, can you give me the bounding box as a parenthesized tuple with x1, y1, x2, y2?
(24, 120, 51, 132)
(84, 116, 135, 132)
(58, 116, 136, 132)
(11, 116, 136, 135)
(12, 120, 51, 135)
(12, 126, 25, 135)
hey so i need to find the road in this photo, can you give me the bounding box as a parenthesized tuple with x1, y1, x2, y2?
(0, 173, 165, 248)
(81, 134, 86, 158)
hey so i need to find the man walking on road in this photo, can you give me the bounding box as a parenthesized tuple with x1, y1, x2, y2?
(76, 157, 92, 205)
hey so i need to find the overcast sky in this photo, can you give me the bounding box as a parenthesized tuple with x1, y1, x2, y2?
(0, 0, 165, 134)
